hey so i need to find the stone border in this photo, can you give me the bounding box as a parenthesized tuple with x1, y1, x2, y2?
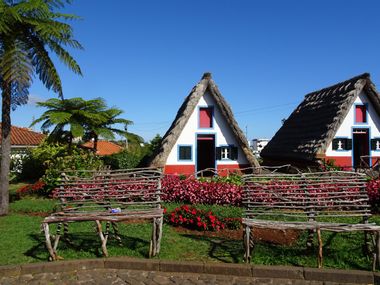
(0, 258, 379, 284)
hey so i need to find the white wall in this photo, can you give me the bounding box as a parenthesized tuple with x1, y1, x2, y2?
(166, 92, 249, 165)
(325, 90, 380, 157)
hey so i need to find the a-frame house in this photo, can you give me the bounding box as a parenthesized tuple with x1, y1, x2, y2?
(148, 72, 259, 175)
(261, 73, 380, 169)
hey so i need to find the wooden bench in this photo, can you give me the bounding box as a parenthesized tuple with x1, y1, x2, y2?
(41, 168, 163, 261)
(242, 170, 380, 270)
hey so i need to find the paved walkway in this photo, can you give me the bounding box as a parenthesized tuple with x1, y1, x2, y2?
(0, 268, 366, 285)
(0, 258, 377, 285)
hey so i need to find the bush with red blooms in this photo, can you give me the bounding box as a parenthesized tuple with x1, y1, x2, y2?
(16, 180, 47, 197)
(164, 205, 226, 231)
(161, 175, 242, 206)
(367, 179, 380, 211)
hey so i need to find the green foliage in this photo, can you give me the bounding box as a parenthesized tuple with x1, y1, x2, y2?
(31, 97, 132, 148)
(43, 147, 103, 192)
(19, 142, 103, 194)
(198, 172, 243, 185)
(103, 149, 142, 169)
(321, 159, 343, 171)
(19, 141, 68, 181)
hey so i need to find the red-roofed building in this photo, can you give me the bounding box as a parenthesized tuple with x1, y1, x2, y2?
(81, 140, 124, 156)
(0, 124, 45, 152)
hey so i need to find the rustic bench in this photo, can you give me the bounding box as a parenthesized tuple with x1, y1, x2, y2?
(41, 168, 163, 261)
(242, 170, 380, 270)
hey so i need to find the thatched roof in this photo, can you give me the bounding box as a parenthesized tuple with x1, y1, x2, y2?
(148, 72, 259, 168)
(261, 73, 380, 162)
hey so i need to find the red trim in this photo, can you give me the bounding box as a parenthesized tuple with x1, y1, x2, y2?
(164, 165, 195, 175)
(324, 156, 352, 169)
(217, 164, 250, 176)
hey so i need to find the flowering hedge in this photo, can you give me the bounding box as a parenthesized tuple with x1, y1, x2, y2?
(367, 179, 380, 210)
(16, 180, 47, 197)
(161, 175, 242, 206)
(164, 205, 240, 231)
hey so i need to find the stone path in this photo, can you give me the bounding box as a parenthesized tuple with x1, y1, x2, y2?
(0, 268, 369, 285)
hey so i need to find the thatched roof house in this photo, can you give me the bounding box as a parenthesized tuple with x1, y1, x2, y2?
(261, 73, 380, 169)
(149, 72, 259, 175)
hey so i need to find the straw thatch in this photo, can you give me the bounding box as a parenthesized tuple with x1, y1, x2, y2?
(148, 72, 259, 168)
(261, 73, 380, 163)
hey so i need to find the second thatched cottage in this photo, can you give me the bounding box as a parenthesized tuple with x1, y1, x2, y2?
(261, 73, 380, 169)
(148, 73, 259, 175)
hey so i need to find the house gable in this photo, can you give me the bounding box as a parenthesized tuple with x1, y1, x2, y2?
(165, 91, 249, 166)
(261, 73, 380, 164)
(148, 73, 258, 173)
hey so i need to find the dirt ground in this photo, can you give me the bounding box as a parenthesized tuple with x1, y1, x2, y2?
(173, 226, 300, 246)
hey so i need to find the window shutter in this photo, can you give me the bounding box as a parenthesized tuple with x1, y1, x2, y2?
(332, 139, 339, 150)
(231, 147, 238, 160)
(216, 147, 222, 160)
(345, 139, 352, 150)
(371, 139, 380, 150)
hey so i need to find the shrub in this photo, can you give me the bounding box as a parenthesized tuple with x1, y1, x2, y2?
(19, 141, 68, 181)
(16, 180, 47, 197)
(161, 175, 242, 206)
(43, 148, 103, 193)
(367, 179, 380, 211)
(102, 149, 142, 169)
(164, 205, 226, 231)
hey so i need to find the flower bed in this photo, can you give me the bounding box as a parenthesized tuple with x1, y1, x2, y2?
(164, 204, 241, 232)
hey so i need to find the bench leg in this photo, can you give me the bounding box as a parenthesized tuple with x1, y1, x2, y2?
(95, 220, 108, 257)
(53, 223, 62, 251)
(149, 218, 157, 258)
(111, 222, 123, 245)
(42, 223, 57, 261)
(244, 225, 251, 263)
(376, 231, 380, 270)
(154, 217, 163, 256)
(317, 228, 323, 268)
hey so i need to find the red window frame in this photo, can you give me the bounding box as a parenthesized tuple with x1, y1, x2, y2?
(355, 105, 367, 123)
(199, 107, 213, 128)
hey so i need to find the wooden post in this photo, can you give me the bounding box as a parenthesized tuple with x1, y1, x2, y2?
(376, 231, 380, 270)
(95, 220, 108, 257)
(155, 217, 163, 255)
(150, 218, 157, 258)
(244, 225, 251, 263)
(42, 223, 57, 261)
(53, 223, 62, 251)
(317, 228, 323, 268)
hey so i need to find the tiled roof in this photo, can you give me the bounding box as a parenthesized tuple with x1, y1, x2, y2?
(261, 73, 380, 162)
(0, 124, 45, 146)
(82, 140, 124, 156)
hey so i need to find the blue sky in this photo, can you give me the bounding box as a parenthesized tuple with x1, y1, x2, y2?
(12, 0, 380, 142)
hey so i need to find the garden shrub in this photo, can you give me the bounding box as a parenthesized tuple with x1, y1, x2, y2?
(102, 149, 142, 169)
(16, 180, 47, 197)
(161, 175, 243, 206)
(367, 179, 380, 211)
(19, 141, 68, 181)
(164, 205, 226, 231)
(43, 147, 103, 193)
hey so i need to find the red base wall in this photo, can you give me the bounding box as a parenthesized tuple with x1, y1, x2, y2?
(324, 156, 380, 169)
(164, 164, 250, 176)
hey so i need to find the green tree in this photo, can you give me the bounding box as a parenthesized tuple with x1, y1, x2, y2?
(86, 106, 132, 152)
(31, 97, 108, 148)
(0, 0, 82, 215)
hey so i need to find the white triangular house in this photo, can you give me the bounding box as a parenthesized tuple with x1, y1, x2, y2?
(149, 73, 259, 175)
(261, 73, 380, 169)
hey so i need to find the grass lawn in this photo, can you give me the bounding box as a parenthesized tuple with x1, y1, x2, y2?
(1, 186, 379, 270)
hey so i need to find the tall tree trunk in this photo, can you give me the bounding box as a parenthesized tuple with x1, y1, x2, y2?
(0, 83, 11, 216)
